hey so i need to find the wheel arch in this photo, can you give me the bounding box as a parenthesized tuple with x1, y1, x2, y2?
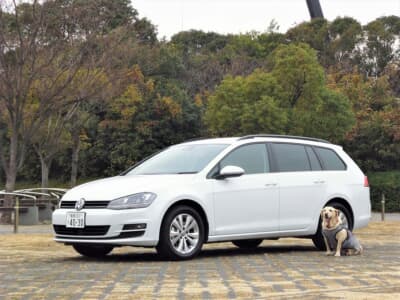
(160, 199, 210, 243)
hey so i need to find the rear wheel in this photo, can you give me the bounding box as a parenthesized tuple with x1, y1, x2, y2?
(312, 202, 353, 250)
(232, 239, 263, 249)
(157, 205, 205, 260)
(72, 244, 114, 258)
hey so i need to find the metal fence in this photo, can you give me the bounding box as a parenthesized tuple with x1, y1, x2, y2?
(0, 188, 68, 233)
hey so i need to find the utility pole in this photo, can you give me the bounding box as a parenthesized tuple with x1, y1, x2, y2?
(306, 0, 324, 19)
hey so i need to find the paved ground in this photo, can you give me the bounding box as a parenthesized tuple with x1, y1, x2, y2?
(0, 219, 400, 299)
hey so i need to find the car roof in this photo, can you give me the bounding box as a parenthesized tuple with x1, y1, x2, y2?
(181, 135, 336, 147)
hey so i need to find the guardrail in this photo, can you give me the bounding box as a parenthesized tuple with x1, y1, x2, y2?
(0, 188, 68, 233)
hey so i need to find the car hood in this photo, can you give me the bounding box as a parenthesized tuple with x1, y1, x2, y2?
(62, 174, 196, 201)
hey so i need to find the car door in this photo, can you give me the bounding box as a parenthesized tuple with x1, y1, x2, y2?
(269, 143, 326, 232)
(212, 143, 280, 235)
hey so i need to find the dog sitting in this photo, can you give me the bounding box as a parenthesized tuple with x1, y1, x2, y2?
(321, 206, 363, 257)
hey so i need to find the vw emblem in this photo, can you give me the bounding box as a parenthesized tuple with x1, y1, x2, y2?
(75, 198, 85, 211)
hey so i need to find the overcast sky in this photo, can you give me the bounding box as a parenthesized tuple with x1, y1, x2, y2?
(131, 0, 400, 39)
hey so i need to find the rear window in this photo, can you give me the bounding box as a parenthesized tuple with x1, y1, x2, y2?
(314, 147, 346, 171)
(271, 143, 310, 172)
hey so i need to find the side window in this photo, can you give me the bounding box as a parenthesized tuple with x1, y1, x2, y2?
(271, 143, 311, 172)
(314, 147, 346, 170)
(306, 146, 322, 171)
(220, 144, 269, 175)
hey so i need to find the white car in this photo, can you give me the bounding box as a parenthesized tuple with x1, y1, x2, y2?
(53, 135, 371, 260)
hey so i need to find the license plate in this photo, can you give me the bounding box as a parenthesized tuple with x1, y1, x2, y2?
(66, 212, 85, 228)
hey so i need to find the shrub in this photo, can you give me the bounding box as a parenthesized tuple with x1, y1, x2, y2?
(368, 171, 400, 212)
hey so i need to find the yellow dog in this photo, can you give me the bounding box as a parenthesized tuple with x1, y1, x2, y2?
(321, 206, 363, 257)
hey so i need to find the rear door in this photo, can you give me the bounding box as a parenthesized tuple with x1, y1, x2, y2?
(269, 143, 326, 232)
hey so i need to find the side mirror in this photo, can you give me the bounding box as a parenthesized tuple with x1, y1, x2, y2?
(216, 166, 245, 180)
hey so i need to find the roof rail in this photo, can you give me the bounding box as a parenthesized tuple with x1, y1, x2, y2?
(238, 134, 331, 144)
(183, 137, 211, 143)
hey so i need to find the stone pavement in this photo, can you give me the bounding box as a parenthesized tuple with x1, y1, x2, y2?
(0, 220, 399, 299)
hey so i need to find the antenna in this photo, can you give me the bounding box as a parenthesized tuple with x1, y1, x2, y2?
(306, 0, 324, 19)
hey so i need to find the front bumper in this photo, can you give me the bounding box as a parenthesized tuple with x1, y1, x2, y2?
(52, 208, 159, 246)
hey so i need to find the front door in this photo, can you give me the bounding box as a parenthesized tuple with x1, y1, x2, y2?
(212, 143, 279, 235)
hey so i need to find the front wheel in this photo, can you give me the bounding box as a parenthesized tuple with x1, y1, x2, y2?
(312, 202, 353, 250)
(232, 239, 263, 249)
(72, 244, 114, 258)
(157, 205, 205, 260)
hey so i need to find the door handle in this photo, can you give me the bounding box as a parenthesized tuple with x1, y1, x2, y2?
(265, 183, 278, 187)
(313, 180, 325, 184)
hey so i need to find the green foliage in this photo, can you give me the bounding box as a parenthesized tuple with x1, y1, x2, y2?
(205, 44, 354, 142)
(362, 16, 400, 76)
(171, 30, 231, 55)
(299, 89, 354, 142)
(1, 1, 399, 188)
(369, 171, 400, 212)
(286, 19, 329, 57)
(205, 71, 287, 136)
(271, 43, 324, 107)
(329, 72, 400, 171)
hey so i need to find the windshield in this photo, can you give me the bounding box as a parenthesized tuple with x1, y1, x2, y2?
(127, 144, 229, 175)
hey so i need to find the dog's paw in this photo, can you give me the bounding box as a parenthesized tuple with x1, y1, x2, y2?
(325, 251, 334, 256)
(334, 253, 341, 257)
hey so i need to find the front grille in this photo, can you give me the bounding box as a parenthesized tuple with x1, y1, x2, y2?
(53, 225, 110, 236)
(60, 201, 110, 209)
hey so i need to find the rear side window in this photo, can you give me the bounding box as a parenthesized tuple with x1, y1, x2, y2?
(306, 146, 322, 171)
(271, 143, 310, 172)
(220, 143, 269, 174)
(314, 147, 346, 170)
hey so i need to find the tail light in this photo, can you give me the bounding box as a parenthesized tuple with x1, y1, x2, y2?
(364, 176, 369, 187)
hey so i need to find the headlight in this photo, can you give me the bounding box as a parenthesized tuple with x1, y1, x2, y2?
(107, 192, 156, 210)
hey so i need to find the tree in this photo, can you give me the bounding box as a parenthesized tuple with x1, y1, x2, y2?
(361, 16, 400, 77)
(31, 107, 75, 188)
(205, 44, 354, 142)
(29, 68, 109, 188)
(285, 18, 330, 67)
(328, 70, 400, 171)
(0, 0, 136, 222)
(204, 71, 287, 136)
(328, 17, 362, 72)
(384, 62, 400, 97)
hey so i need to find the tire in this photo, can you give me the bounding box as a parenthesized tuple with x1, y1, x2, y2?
(232, 239, 263, 249)
(157, 205, 205, 260)
(312, 202, 353, 251)
(72, 244, 114, 258)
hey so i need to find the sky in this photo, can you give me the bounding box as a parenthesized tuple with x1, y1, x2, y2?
(131, 0, 400, 39)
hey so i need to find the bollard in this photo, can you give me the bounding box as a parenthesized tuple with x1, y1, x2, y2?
(381, 194, 385, 222)
(14, 197, 19, 233)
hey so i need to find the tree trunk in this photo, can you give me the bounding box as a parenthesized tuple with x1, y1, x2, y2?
(0, 172, 17, 224)
(41, 159, 52, 189)
(70, 132, 81, 187)
(0, 132, 19, 224)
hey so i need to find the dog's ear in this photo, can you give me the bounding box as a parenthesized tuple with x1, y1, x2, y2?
(335, 209, 339, 217)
